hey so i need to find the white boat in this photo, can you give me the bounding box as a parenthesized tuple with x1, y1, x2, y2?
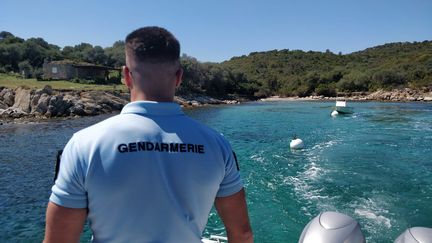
(333, 100, 354, 114)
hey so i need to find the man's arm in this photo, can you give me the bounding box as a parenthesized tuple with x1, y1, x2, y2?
(44, 202, 87, 243)
(214, 188, 253, 243)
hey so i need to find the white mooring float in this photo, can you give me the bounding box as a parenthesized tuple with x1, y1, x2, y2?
(290, 137, 304, 150)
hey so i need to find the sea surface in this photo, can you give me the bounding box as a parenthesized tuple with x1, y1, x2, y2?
(0, 101, 431, 242)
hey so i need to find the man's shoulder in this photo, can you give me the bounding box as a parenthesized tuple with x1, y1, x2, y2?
(183, 116, 231, 146)
(74, 114, 123, 139)
(183, 115, 220, 135)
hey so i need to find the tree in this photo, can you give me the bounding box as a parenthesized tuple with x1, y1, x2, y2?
(0, 31, 14, 40)
(315, 83, 336, 97)
(27, 37, 50, 49)
(22, 40, 46, 68)
(179, 54, 205, 94)
(18, 60, 33, 78)
(92, 46, 107, 65)
(0, 43, 23, 71)
(105, 41, 125, 67)
(75, 43, 94, 63)
(61, 46, 77, 60)
(336, 71, 370, 92)
(371, 70, 406, 89)
(46, 44, 62, 61)
(0, 32, 24, 44)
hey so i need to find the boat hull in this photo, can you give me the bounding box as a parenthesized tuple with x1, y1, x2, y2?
(334, 106, 354, 114)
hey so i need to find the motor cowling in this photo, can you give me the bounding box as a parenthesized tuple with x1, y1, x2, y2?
(298, 211, 365, 243)
(394, 227, 432, 243)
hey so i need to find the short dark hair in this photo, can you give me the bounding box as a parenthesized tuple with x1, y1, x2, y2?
(125, 26, 180, 63)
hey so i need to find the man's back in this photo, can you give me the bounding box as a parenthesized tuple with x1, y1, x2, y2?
(45, 26, 252, 243)
(51, 101, 243, 242)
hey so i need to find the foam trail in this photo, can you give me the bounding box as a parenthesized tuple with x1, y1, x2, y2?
(355, 208, 391, 228)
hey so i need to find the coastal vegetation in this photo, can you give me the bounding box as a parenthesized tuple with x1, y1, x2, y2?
(0, 73, 125, 91)
(221, 41, 432, 97)
(1, 31, 431, 99)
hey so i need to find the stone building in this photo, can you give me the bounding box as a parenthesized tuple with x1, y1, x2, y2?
(42, 60, 120, 81)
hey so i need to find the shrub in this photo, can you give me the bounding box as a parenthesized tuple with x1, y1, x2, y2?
(315, 83, 337, 97)
(337, 72, 370, 92)
(33, 68, 43, 80)
(371, 70, 406, 90)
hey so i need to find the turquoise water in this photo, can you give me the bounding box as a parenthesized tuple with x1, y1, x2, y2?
(1, 101, 431, 242)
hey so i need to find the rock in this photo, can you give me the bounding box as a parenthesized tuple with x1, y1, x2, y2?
(35, 85, 53, 96)
(363, 89, 432, 102)
(190, 100, 200, 106)
(14, 108, 29, 118)
(63, 93, 79, 103)
(1, 88, 128, 119)
(30, 94, 41, 112)
(4, 92, 15, 106)
(93, 92, 127, 110)
(0, 100, 7, 109)
(0, 108, 26, 119)
(68, 102, 86, 116)
(33, 93, 50, 114)
(12, 87, 31, 113)
(225, 100, 239, 104)
(47, 95, 72, 117)
(0, 88, 15, 107)
(83, 102, 102, 116)
(0, 88, 9, 98)
(77, 90, 127, 114)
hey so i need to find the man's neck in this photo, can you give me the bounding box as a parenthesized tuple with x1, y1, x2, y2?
(130, 92, 174, 102)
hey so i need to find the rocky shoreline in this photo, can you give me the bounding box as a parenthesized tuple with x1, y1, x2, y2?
(261, 88, 432, 102)
(1, 86, 431, 124)
(0, 85, 239, 123)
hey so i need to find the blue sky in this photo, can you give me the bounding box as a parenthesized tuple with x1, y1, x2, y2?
(1, 0, 431, 62)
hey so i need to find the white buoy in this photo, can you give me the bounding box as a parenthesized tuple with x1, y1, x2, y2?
(331, 110, 339, 117)
(290, 138, 304, 149)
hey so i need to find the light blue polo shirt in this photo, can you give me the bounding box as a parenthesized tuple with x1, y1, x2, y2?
(50, 101, 243, 243)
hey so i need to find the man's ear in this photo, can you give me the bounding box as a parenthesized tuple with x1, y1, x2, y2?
(175, 68, 183, 88)
(123, 66, 133, 89)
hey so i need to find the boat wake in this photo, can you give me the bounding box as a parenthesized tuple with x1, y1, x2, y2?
(286, 140, 342, 216)
(355, 208, 391, 228)
(309, 140, 338, 151)
(352, 196, 393, 242)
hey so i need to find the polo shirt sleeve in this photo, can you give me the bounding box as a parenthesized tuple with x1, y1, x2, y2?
(216, 139, 244, 197)
(49, 135, 88, 208)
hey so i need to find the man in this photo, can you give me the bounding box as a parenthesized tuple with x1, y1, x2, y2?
(44, 26, 253, 243)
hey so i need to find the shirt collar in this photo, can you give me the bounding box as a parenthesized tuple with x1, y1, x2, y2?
(121, 101, 184, 116)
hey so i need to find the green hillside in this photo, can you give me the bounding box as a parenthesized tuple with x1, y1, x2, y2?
(221, 41, 432, 97)
(1, 30, 431, 98)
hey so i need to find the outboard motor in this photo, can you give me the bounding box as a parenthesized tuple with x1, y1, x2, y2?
(298, 211, 365, 243)
(394, 227, 432, 243)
